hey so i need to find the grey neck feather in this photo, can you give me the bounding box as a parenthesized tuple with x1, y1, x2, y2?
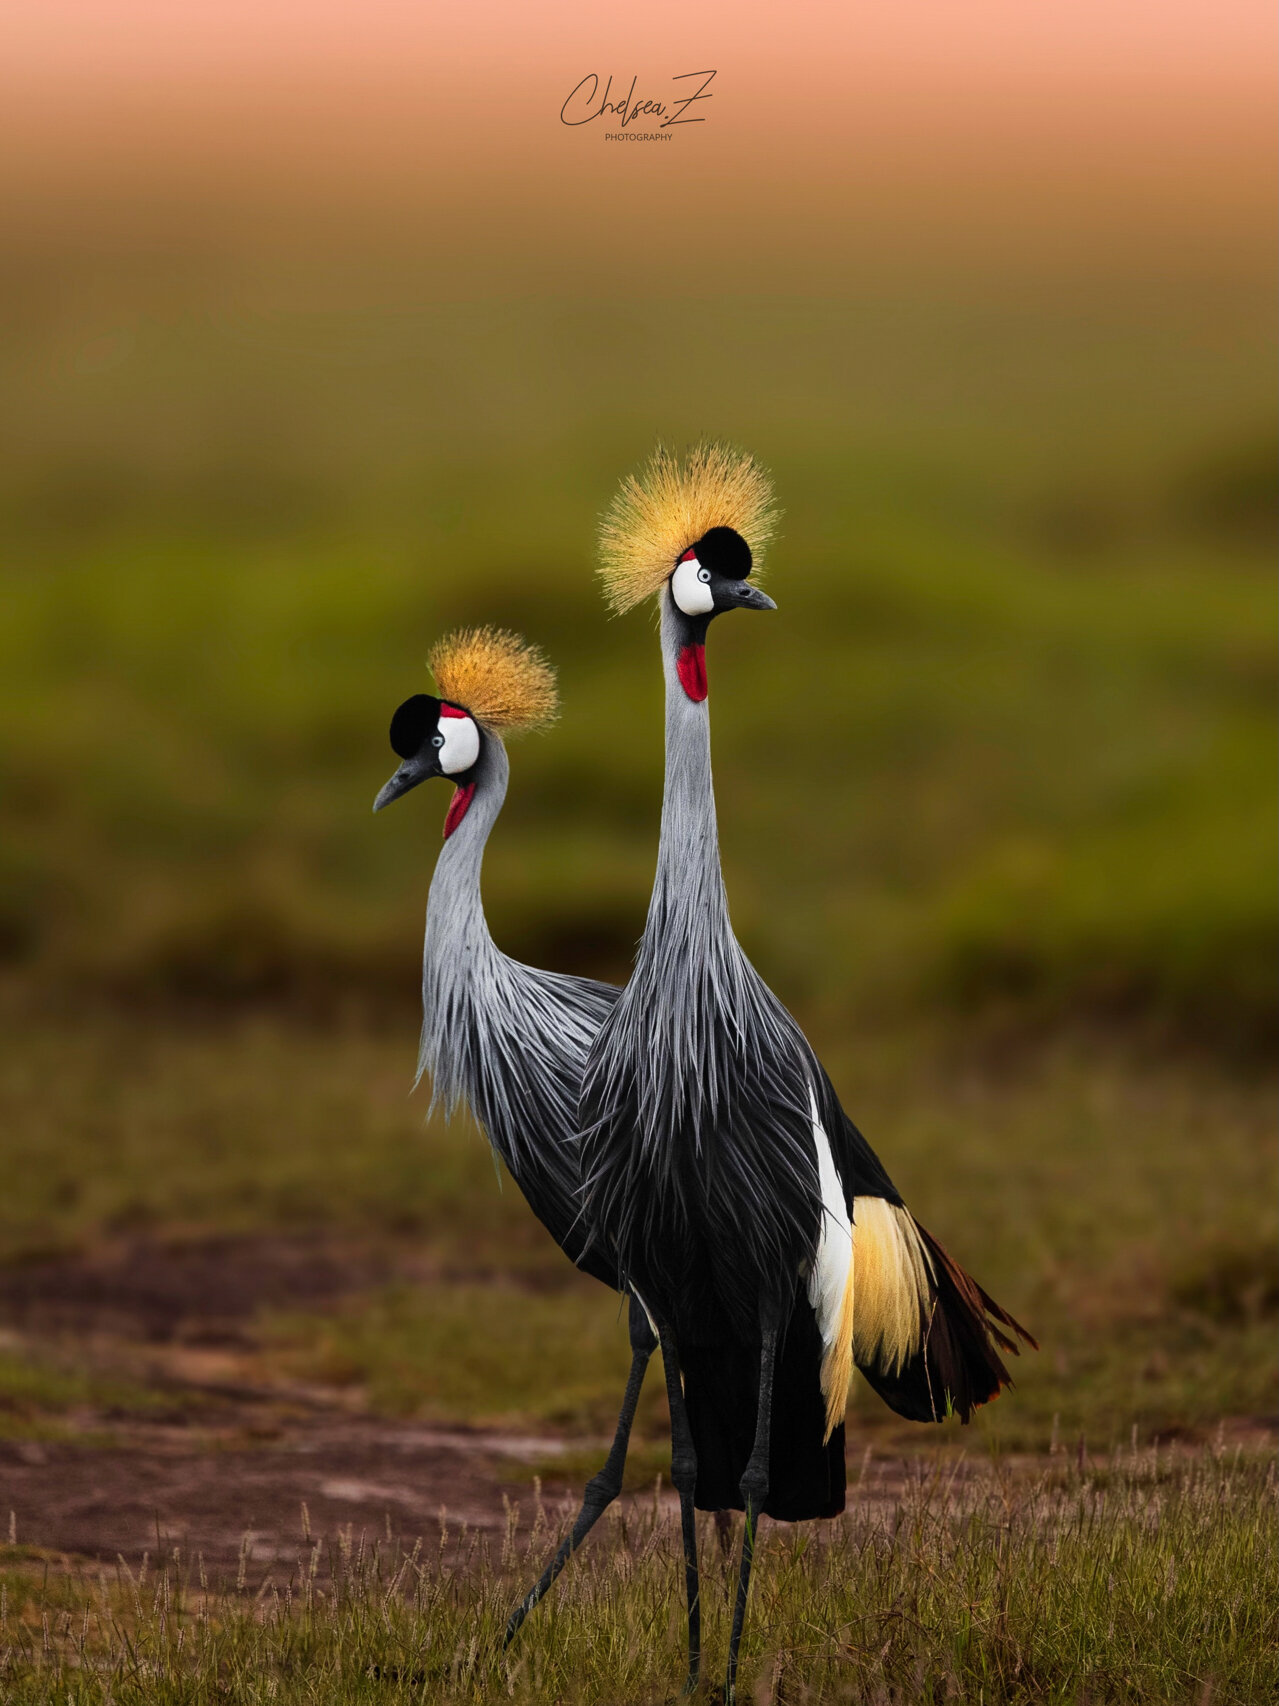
(578, 589, 823, 1315)
(616, 593, 773, 1136)
(416, 734, 507, 1101)
(640, 596, 734, 963)
(412, 724, 616, 1219)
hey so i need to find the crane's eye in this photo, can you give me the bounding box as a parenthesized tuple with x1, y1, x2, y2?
(431, 733, 445, 748)
(697, 566, 711, 584)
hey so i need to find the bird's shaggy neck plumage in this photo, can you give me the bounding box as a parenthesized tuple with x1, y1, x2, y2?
(579, 594, 821, 1333)
(417, 733, 509, 1111)
(415, 735, 617, 1281)
(631, 599, 742, 1115)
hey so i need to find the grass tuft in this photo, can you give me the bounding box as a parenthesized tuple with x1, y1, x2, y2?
(0, 1447, 1273, 1704)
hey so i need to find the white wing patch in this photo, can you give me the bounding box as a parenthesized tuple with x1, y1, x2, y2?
(806, 1094, 856, 1441)
(807, 1102, 852, 1354)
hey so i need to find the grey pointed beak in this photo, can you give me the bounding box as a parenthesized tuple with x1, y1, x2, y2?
(734, 583, 776, 612)
(373, 754, 434, 812)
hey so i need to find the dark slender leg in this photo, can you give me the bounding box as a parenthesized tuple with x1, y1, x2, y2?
(725, 1317, 779, 1704)
(504, 1296, 656, 1647)
(656, 1319, 701, 1694)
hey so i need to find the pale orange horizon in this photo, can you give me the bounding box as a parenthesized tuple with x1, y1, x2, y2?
(1, 0, 1271, 282)
(3, 0, 1271, 82)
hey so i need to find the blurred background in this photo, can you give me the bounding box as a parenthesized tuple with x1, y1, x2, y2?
(0, 0, 1273, 1550)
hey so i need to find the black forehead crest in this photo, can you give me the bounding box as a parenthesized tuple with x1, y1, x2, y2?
(389, 694, 441, 759)
(694, 525, 753, 580)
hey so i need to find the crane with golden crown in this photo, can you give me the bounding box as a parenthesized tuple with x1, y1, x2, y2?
(576, 445, 1036, 1699)
(373, 628, 662, 1619)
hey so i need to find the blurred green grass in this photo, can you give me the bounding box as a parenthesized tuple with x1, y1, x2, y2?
(0, 285, 1273, 1050)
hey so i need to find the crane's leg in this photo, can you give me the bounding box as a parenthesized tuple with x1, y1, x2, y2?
(724, 1316, 779, 1704)
(504, 1294, 657, 1647)
(656, 1319, 701, 1694)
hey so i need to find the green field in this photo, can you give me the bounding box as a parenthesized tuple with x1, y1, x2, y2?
(0, 1011, 1273, 1456)
(2, 283, 1273, 1047)
(0, 271, 1274, 1700)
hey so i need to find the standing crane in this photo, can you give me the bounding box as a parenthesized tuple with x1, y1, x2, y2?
(577, 445, 1036, 1700)
(373, 628, 660, 1618)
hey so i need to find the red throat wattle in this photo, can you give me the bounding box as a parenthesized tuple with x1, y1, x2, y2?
(677, 643, 708, 702)
(443, 782, 476, 839)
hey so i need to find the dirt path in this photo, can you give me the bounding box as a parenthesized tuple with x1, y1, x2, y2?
(0, 1232, 572, 1575)
(0, 1233, 1271, 1584)
(8, 1405, 1270, 1587)
(1, 1413, 569, 1576)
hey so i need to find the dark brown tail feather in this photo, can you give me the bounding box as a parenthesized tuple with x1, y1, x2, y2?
(856, 1222, 1037, 1425)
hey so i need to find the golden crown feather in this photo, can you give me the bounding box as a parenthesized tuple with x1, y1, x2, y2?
(598, 441, 780, 615)
(428, 627, 558, 734)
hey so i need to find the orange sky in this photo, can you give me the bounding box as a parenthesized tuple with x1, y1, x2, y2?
(3, 0, 1271, 84)
(1, 1, 1271, 280)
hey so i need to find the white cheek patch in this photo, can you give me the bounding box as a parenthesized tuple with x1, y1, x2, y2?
(438, 716, 480, 775)
(671, 555, 715, 617)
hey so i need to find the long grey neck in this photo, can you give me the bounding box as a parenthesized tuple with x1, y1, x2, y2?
(638, 597, 734, 967)
(417, 734, 507, 1092)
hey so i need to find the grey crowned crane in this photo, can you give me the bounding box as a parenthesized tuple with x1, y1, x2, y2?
(577, 445, 1036, 1698)
(373, 628, 659, 1614)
